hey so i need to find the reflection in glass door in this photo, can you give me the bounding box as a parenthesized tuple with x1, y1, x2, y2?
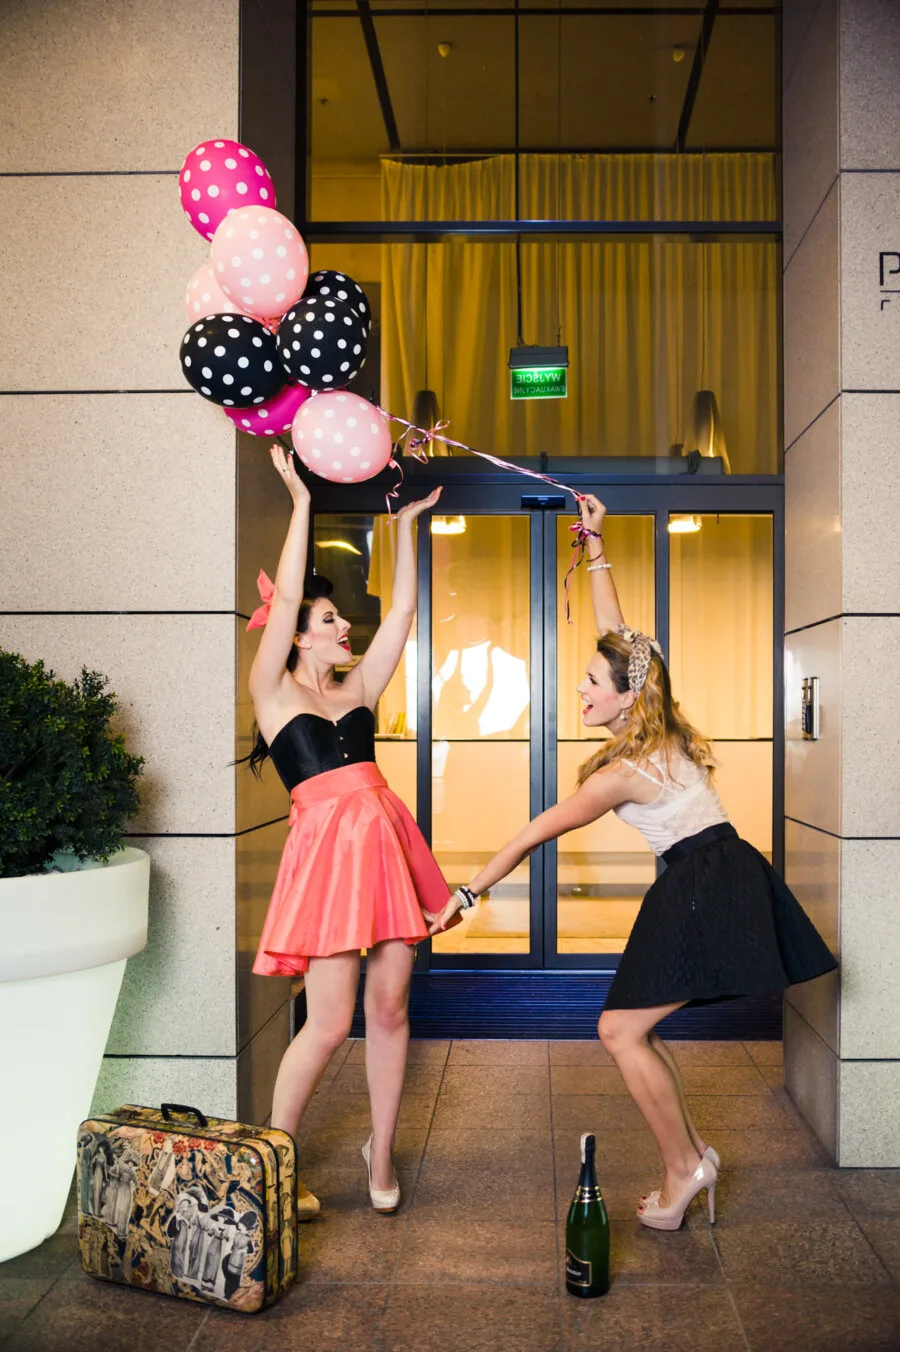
(430, 515, 532, 956)
(554, 515, 657, 955)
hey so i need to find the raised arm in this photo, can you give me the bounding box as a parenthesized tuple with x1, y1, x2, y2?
(579, 494, 626, 633)
(248, 445, 311, 706)
(349, 487, 442, 708)
(428, 762, 635, 933)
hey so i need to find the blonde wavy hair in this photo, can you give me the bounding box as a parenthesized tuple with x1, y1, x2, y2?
(576, 629, 715, 787)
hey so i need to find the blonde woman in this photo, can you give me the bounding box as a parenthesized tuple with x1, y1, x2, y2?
(432, 494, 836, 1231)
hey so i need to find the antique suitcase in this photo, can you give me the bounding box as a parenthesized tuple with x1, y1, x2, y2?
(77, 1103, 298, 1313)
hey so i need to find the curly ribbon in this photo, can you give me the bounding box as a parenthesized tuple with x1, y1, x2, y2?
(563, 522, 603, 625)
(246, 569, 275, 631)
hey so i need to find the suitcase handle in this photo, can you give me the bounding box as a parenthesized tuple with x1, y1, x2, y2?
(160, 1102, 209, 1129)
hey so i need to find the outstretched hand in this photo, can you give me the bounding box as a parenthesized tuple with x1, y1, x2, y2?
(394, 487, 442, 524)
(425, 891, 464, 935)
(578, 493, 606, 536)
(270, 442, 310, 505)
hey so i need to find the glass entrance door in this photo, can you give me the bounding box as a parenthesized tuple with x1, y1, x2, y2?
(309, 480, 780, 974)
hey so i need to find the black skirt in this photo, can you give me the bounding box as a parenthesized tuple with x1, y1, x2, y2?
(603, 822, 837, 1011)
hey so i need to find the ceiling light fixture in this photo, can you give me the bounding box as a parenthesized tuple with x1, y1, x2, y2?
(315, 539, 362, 555)
(667, 515, 702, 535)
(430, 516, 467, 536)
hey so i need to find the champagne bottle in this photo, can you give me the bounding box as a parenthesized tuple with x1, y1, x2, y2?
(565, 1132, 610, 1298)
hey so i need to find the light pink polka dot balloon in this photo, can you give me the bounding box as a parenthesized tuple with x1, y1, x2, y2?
(211, 206, 309, 322)
(179, 139, 275, 242)
(224, 381, 312, 436)
(184, 262, 242, 324)
(291, 392, 393, 483)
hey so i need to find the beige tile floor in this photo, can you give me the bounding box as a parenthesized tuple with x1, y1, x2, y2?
(3, 1040, 900, 1351)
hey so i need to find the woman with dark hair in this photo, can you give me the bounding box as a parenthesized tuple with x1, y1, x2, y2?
(245, 443, 451, 1218)
(431, 493, 836, 1232)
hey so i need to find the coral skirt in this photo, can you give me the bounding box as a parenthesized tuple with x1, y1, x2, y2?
(253, 761, 452, 976)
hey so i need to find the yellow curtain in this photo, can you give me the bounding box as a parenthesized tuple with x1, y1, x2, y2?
(381, 154, 778, 473)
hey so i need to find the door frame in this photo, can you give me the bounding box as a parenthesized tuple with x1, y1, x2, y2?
(309, 466, 784, 972)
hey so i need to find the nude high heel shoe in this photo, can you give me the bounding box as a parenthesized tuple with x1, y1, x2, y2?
(361, 1134, 401, 1214)
(296, 1177, 321, 1220)
(637, 1154, 718, 1231)
(641, 1146, 721, 1206)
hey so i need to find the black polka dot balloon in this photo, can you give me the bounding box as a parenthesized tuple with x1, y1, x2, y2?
(304, 270, 372, 332)
(276, 295, 369, 391)
(180, 313, 284, 407)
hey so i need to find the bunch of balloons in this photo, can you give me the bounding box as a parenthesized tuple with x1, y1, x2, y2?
(177, 139, 392, 483)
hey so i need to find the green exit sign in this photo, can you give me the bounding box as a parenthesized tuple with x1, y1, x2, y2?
(510, 366, 568, 400)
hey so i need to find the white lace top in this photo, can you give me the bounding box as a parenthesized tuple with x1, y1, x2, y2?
(613, 749, 730, 856)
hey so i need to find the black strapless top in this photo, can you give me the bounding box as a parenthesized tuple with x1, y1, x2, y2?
(268, 706, 376, 792)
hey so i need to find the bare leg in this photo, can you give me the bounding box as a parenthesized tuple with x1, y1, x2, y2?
(598, 1004, 702, 1208)
(270, 950, 361, 1138)
(362, 939, 415, 1192)
(649, 1033, 707, 1159)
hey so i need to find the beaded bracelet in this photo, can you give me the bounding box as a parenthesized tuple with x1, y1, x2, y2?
(455, 885, 478, 910)
(587, 562, 613, 572)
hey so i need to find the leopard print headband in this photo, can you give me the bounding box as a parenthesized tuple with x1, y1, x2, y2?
(615, 625, 664, 696)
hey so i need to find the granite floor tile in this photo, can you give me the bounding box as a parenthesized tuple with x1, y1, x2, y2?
(551, 1093, 648, 1131)
(313, 1167, 418, 1217)
(760, 1064, 784, 1090)
(663, 1041, 754, 1067)
(330, 1061, 446, 1097)
(448, 1040, 550, 1066)
(299, 1092, 436, 1134)
(679, 1066, 770, 1095)
(713, 1218, 893, 1286)
(731, 1284, 900, 1352)
(0, 1279, 59, 1344)
(412, 1155, 556, 1222)
(378, 1285, 562, 1352)
(549, 1040, 615, 1066)
(684, 1093, 799, 1132)
(856, 1219, 900, 1283)
(439, 1065, 551, 1097)
(743, 1040, 783, 1067)
(395, 1218, 559, 1285)
(0, 1228, 78, 1281)
(553, 1126, 662, 1174)
(711, 1168, 843, 1223)
(562, 1283, 746, 1351)
(551, 1066, 627, 1096)
(193, 1283, 387, 1352)
(601, 1219, 722, 1284)
(345, 1038, 450, 1067)
(832, 1169, 900, 1218)
(298, 1208, 407, 1284)
(432, 1091, 552, 1130)
(423, 1127, 554, 1174)
(296, 1126, 430, 1176)
(0, 1273, 207, 1352)
(687, 1127, 825, 1169)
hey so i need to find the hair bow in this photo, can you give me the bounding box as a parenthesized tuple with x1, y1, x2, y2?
(615, 624, 664, 696)
(246, 570, 275, 631)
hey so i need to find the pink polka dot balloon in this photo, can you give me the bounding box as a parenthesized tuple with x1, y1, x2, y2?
(211, 206, 309, 322)
(291, 392, 393, 483)
(184, 262, 241, 324)
(224, 381, 312, 436)
(179, 139, 275, 242)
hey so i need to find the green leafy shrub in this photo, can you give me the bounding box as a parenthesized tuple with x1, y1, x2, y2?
(0, 650, 144, 879)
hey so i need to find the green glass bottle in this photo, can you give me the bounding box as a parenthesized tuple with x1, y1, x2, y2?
(565, 1132, 610, 1298)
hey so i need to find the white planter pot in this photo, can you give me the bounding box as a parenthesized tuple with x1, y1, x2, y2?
(0, 848, 149, 1263)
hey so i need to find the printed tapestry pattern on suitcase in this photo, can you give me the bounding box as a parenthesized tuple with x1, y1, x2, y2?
(77, 1105, 297, 1313)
